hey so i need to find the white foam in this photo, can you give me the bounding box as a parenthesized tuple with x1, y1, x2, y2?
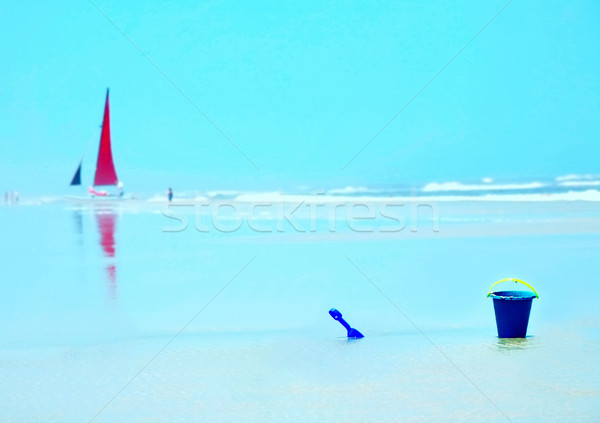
(421, 189, 600, 202)
(327, 186, 374, 195)
(423, 181, 544, 192)
(230, 190, 600, 204)
(206, 190, 243, 198)
(234, 191, 286, 202)
(147, 195, 168, 203)
(556, 174, 598, 182)
(559, 181, 600, 187)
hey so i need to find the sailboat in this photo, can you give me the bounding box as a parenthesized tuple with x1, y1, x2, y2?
(69, 89, 129, 200)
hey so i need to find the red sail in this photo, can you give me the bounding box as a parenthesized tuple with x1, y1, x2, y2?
(93, 90, 119, 186)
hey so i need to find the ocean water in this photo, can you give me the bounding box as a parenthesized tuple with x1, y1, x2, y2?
(1, 193, 599, 422)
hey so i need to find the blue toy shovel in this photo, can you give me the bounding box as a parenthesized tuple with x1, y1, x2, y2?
(329, 308, 364, 338)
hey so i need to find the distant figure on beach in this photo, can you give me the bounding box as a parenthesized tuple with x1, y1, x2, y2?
(167, 188, 173, 202)
(118, 181, 124, 197)
(4, 191, 19, 204)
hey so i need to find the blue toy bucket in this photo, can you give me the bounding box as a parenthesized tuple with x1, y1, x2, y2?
(487, 278, 538, 338)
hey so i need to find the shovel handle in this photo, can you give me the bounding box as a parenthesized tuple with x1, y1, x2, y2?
(487, 278, 538, 298)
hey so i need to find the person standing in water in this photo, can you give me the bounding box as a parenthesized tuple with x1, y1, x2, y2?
(167, 188, 173, 202)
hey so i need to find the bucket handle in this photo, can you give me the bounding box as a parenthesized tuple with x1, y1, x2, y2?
(487, 278, 539, 298)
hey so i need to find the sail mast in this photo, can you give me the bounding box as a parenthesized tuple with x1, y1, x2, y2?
(93, 89, 119, 186)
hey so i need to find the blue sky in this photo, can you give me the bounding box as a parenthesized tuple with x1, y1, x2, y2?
(1, 0, 599, 195)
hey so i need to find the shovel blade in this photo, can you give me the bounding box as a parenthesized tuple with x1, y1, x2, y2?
(347, 328, 364, 339)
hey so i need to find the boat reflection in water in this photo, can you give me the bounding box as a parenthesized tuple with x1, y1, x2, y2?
(94, 208, 118, 300)
(72, 208, 84, 246)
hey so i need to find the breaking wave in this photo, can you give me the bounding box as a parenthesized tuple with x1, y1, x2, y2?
(7, 175, 600, 207)
(423, 181, 545, 192)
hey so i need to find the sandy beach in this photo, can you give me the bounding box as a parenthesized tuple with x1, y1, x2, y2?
(1, 198, 599, 422)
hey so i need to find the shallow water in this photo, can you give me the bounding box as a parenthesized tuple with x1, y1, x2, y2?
(1, 201, 599, 422)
